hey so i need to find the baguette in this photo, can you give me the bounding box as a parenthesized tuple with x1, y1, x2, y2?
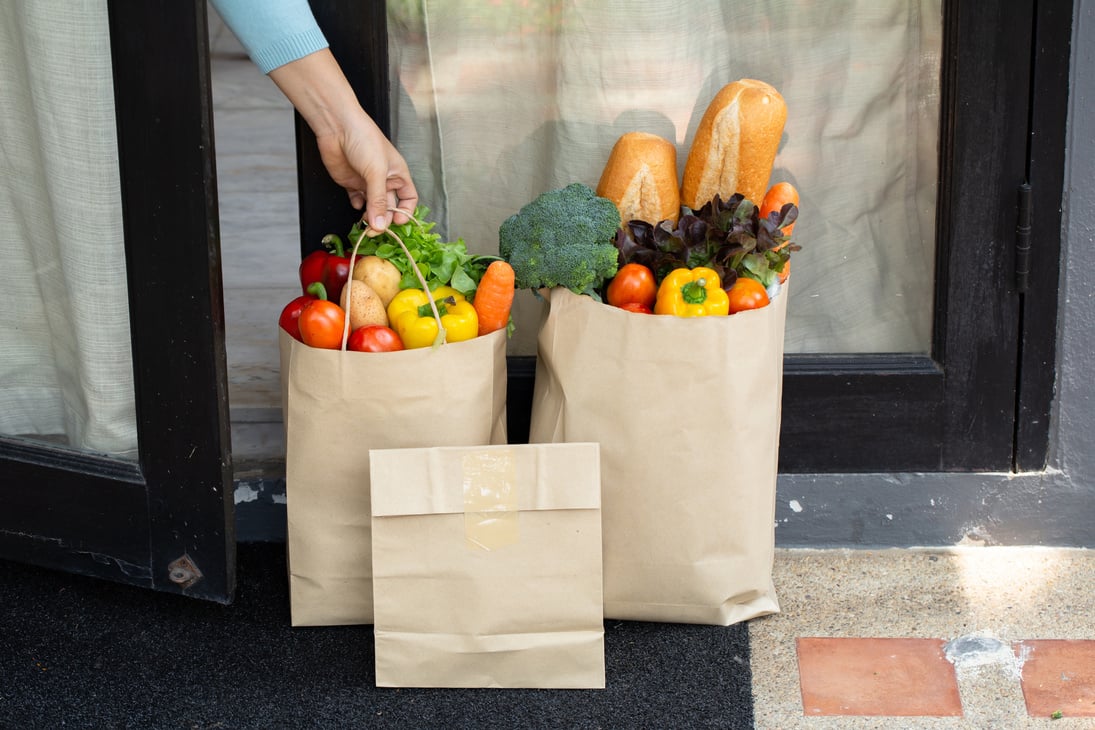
(681, 79, 787, 209)
(596, 131, 680, 226)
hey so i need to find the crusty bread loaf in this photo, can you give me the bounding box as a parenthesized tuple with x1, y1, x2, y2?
(596, 131, 680, 226)
(680, 79, 787, 209)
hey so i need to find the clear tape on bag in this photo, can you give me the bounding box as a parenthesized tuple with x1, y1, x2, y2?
(461, 449, 518, 551)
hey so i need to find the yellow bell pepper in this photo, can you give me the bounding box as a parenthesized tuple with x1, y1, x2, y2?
(654, 267, 729, 317)
(387, 286, 479, 348)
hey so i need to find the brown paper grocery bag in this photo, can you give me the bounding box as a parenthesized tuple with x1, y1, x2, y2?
(529, 286, 788, 625)
(370, 442, 605, 688)
(279, 327, 508, 626)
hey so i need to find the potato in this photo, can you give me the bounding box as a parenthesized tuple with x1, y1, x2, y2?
(352, 256, 402, 307)
(340, 279, 388, 331)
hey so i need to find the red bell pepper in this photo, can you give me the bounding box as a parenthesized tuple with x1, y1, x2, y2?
(279, 295, 314, 342)
(279, 282, 326, 341)
(298, 250, 328, 295)
(298, 234, 351, 304)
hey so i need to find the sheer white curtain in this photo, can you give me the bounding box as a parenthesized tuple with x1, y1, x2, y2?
(0, 2, 137, 457)
(388, 0, 942, 355)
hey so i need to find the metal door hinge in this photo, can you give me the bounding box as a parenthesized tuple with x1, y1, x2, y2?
(1015, 183, 1032, 293)
(167, 554, 203, 590)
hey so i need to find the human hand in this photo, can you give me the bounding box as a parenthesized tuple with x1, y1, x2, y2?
(269, 49, 419, 234)
(315, 110, 418, 235)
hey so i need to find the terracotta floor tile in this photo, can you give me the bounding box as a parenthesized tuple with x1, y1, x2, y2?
(1017, 640, 1095, 718)
(797, 637, 963, 717)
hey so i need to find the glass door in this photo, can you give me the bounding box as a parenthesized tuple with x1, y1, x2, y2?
(0, 1, 234, 602)
(299, 0, 1062, 475)
(775, 0, 1057, 473)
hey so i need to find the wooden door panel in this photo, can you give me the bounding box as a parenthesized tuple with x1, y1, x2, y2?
(0, 1, 234, 603)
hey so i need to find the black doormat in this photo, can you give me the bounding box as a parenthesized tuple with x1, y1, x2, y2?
(0, 543, 753, 729)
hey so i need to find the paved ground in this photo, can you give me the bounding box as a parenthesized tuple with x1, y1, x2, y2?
(751, 547, 1095, 727)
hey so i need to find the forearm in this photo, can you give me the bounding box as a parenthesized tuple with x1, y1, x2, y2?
(214, 1, 416, 227)
(268, 49, 373, 140)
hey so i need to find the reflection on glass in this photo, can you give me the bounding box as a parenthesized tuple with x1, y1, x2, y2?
(0, 3, 138, 460)
(389, 0, 941, 355)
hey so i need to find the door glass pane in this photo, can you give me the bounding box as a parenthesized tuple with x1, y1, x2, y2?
(0, 3, 138, 460)
(388, 0, 941, 355)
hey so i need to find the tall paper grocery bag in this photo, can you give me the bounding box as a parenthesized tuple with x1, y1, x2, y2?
(279, 327, 507, 626)
(529, 286, 788, 625)
(370, 442, 605, 688)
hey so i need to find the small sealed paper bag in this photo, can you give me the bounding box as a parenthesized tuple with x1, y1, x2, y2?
(370, 442, 605, 688)
(529, 286, 788, 625)
(279, 327, 507, 626)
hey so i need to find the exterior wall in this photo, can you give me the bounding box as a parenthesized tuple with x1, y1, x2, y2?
(1054, 0, 1095, 496)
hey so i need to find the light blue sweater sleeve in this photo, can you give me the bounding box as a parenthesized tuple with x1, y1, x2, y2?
(210, 0, 329, 74)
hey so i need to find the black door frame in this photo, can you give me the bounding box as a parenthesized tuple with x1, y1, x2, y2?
(299, 0, 1067, 474)
(0, 1, 235, 603)
(1014, 0, 1070, 472)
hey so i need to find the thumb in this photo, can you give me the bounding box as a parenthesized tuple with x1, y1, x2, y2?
(364, 184, 392, 237)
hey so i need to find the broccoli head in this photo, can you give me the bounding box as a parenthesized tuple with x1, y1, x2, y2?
(498, 182, 621, 297)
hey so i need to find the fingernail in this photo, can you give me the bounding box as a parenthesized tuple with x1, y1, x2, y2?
(373, 216, 386, 230)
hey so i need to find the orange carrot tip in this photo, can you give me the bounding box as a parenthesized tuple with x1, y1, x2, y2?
(474, 260, 516, 336)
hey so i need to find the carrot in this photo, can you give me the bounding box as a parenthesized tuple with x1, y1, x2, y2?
(760, 181, 799, 237)
(777, 260, 791, 284)
(761, 182, 800, 284)
(474, 260, 516, 336)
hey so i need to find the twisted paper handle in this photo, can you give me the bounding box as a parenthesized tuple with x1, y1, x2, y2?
(340, 208, 446, 351)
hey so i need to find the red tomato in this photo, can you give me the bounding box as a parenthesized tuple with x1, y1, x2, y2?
(606, 263, 657, 310)
(727, 277, 770, 314)
(347, 325, 404, 353)
(619, 301, 652, 314)
(298, 300, 347, 349)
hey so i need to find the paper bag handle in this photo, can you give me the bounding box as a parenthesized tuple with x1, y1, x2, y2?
(340, 208, 446, 351)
